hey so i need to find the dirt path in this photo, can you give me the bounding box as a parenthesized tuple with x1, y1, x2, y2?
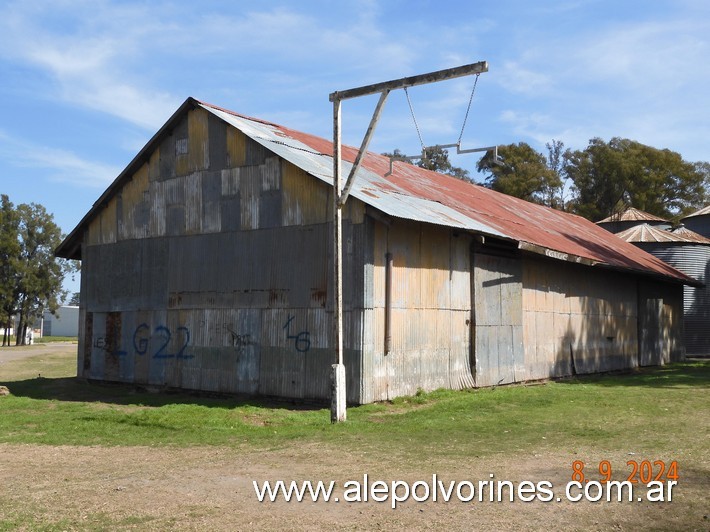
(0, 443, 706, 530)
(0, 342, 77, 365)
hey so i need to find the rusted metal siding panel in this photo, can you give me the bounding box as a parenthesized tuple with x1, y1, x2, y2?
(226, 126, 247, 168)
(638, 280, 684, 364)
(282, 161, 328, 226)
(240, 165, 261, 230)
(185, 173, 203, 234)
(87, 198, 118, 247)
(119, 162, 150, 240)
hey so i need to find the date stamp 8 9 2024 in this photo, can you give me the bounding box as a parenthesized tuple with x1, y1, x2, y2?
(571, 459, 679, 484)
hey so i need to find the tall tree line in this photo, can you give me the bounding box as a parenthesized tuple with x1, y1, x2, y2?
(476, 137, 708, 221)
(0, 195, 74, 346)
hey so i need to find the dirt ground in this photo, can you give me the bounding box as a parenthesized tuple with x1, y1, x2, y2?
(0, 344, 707, 530)
(1, 443, 707, 531)
(0, 342, 78, 365)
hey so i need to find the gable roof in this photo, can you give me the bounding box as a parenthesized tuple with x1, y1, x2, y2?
(56, 97, 695, 285)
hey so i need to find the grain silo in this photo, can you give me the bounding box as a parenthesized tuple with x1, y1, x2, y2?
(680, 206, 710, 239)
(617, 224, 710, 355)
(597, 207, 671, 234)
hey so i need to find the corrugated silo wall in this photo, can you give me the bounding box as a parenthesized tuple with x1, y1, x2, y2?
(682, 215, 710, 239)
(77, 107, 367, 403)
(636, 243, 710, 355)
(360, 218, 474, 403)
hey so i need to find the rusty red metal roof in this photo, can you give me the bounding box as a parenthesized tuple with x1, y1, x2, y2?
(199, 100, 692, 284)
(56, 97, 696, 285)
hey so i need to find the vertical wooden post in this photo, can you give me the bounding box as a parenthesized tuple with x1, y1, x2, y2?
(328, 61, 488, 422)
(331, 98, 346, 423)
(384, 252, 393, 356)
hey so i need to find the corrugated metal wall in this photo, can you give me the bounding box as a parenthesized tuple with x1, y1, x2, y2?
(80, 107, 366, 403)
(473, 252, 524, 387)
(522, 258, 640, 377)
(77, 104, 689, 404)
(635, 243, 710, 355)
(637, 279, 684, 363)
(361, 219, 473, 403)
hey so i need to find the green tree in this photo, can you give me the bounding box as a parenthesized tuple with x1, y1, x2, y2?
(383, 146, 471, 181)
(9, 202, 69, 345)
(477, 142, 564, 207)
(565, 138, 707, 221)
(0, 195, 21, 346)
(417, 146, 470, 181)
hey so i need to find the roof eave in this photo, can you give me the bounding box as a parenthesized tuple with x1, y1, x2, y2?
(518, 241, 701, 287)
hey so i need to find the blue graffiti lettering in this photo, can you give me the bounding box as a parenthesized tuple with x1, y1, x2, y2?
(283, 314, 311, 353)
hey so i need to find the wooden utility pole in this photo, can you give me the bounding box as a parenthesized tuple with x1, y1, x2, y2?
(328, 61, 488, 423)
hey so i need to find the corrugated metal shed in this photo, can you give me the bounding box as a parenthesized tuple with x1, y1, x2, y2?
(597, 207, 672, 234)
(199, 101, 693, 286)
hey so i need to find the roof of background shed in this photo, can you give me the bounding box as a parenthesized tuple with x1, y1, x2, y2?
(597, 207, 669, 224)
(681, 205, 710, 219)
(56, 97, 695, 285)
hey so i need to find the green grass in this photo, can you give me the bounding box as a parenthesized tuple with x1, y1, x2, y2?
(0, 350, 708, 459)
(34, 336, 78, 343)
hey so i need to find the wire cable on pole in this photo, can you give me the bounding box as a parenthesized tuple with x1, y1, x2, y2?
(457, 73, 480, 145)
(404, 87, 426, 154)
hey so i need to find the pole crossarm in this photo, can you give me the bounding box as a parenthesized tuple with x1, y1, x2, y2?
(329, 61, 488, 102)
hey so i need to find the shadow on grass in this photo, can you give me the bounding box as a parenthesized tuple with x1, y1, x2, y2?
(3, 361, 707, 412)
(555, 361, 710, 389)
(1, 376, 326, 412)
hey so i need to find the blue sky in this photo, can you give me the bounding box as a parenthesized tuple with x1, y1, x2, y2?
(1, 0, 708, 295)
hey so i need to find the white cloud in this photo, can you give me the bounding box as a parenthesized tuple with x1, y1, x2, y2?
(0, 130, 121, 187)
(0, 1, 181, 129)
